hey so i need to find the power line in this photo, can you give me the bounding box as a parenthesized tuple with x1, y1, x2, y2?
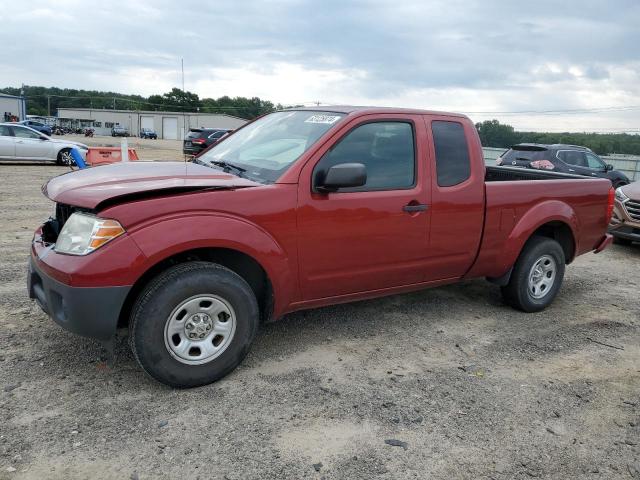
(462, 105, 640, 115)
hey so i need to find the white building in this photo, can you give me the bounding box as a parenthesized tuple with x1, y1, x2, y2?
(0, 93, 26, 122)
(57, 108, 247, 139)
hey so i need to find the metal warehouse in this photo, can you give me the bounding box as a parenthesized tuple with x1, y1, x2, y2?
(56, 108, 247, 139)
(1, 93, 26, 122)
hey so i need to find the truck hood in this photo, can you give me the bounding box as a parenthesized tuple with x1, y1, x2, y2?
(43, 161, 260, 209)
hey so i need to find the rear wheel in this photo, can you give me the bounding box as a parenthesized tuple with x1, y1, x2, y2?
(501, 237, 565, 312)
(129, 262, 259, 388)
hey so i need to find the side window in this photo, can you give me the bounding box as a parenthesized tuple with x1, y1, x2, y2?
(13, 127, 41, 139)
(557, 150, 586, 167)
(585, 152, 605, 170)
(0, 125, 12, 136)
(432, 121, 471, 187)
(314, 121, 415, 191)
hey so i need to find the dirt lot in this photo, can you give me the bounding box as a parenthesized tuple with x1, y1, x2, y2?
(0, 162, 638, 480)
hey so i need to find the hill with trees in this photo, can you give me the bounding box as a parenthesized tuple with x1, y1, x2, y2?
(0, 86, 281, 120)
(2, 86, 638, 155)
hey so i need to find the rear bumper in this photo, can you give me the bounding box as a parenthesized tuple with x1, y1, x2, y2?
(28, 253, 131, 341)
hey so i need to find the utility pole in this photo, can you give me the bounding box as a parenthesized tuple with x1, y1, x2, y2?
(47, 95, 51, 117)
(181, 58, 185, 92)
(113, 97, 116, 110)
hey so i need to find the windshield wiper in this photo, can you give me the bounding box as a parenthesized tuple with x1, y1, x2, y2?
(210, 160, 247, 177)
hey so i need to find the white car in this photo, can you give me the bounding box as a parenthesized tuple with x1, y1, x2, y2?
(0, 123, 89, 165)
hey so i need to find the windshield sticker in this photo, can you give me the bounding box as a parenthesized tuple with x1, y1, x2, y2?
(304, 114, 341, 124)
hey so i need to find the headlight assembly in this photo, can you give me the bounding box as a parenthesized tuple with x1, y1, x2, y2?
(55, 212, 125, 255)
(615, 187, 628, 203)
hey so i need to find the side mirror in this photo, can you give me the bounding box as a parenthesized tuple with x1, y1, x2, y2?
(316, 163, 366, 192)
(606, 164, 614, 171)
(40, 136, 48, 141)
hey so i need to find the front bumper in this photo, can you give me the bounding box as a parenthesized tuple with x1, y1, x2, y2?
(608, 198, 640, 242)
(28, 256, 130, 341)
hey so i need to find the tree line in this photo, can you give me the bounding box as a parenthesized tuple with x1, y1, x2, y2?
(476, 119, 640, 156)
(1, 85, 283, 120)
(3, 86, 638, 155)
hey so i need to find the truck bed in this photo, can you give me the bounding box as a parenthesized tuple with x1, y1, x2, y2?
(465, 169, 612, 281)
(485, 165, 586, 182)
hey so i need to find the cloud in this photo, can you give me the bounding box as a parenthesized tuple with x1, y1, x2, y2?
(1, 0, 639, 131)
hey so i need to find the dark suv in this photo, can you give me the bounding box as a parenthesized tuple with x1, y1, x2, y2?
(18, 120, 52, 136)
(139, 128, 157, 139)
(497, 144, 629, 188)
(183, 128, 230, 155)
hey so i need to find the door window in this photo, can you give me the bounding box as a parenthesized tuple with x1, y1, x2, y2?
(13, 127, 41, 139)
(431, 121, 471, 187)
(0, 125, 12, 136)
(557, 150, 587, 167)
(314, 121, 415, 191)
(585, 152, 605, 170)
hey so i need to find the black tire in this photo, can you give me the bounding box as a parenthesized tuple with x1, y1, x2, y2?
(56, 148, 75, 166)
(501, 236, 566, 312)
(129, 262, 259, 388)
(613, 236, 632, 246)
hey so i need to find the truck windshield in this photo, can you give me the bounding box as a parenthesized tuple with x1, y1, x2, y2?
(198, 111, 344, 183)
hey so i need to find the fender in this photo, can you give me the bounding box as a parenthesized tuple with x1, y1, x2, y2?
(128, 213, 295, 316)
(498, 200, 579, 275)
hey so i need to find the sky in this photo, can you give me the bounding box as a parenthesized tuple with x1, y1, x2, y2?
(1, 0, 639, 132)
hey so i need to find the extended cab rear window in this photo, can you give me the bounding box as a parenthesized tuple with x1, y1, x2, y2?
(432, 121, 471, 187)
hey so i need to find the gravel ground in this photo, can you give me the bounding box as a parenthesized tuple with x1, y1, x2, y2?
(0, 163, 638, 480)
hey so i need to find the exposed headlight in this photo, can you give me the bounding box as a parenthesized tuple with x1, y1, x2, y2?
(55, 213, 125, 255)
(615, 187, 629, 203)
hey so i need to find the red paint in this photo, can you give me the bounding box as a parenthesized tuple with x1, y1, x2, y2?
(32, 107, 613, 320)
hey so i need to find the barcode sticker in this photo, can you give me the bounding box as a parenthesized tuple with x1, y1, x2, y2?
(304, 115, 341, 124)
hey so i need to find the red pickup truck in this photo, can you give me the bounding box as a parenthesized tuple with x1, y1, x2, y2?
(29, 107, 614, 387)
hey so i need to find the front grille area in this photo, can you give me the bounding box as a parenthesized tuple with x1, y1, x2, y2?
(625, 199, 640, 221)
(41, 203, 82, 244)
(55, 203, 75, 229)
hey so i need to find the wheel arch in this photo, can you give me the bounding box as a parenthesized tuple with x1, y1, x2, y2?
(118, 246, 275, 329)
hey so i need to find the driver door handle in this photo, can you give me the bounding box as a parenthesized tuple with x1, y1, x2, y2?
(402, 203, 428, 213)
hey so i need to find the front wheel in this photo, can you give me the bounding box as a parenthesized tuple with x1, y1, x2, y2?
(129, 262, 259, 388)
(56, 148, 75, 167)
(501, 237, 565, 312)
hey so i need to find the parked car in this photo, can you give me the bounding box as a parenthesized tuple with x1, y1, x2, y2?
(0, 123, 88, 165)
(496, 144, 629, 188)
(28, 107, 614, 388)
(609, 182, 640, 245)
(183, 128, 230, 155)
(18, 120, 52, 136)
(111, 125, 129, 137)
(140, 128, 157, 139)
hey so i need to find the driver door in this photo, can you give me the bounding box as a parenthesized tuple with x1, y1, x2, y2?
(296, 115, 432, 300)
(13, 126, 52, 160)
